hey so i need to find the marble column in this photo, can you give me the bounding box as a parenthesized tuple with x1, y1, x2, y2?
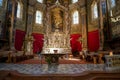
(81, 10, 88, 51)
(9, 0, 15, 50)
(98, 0, 104, 50)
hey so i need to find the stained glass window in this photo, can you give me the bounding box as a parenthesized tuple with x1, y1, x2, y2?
(73, 11, 79, 24)
(36, 11, 42, 24)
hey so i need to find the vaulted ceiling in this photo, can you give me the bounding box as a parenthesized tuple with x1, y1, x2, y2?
(29, 0, 70, 6)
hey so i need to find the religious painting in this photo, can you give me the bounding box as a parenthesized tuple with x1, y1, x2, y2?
(51, 8, 64, 32)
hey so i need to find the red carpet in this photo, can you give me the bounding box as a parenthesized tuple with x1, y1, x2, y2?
(18, 58, 88, 64)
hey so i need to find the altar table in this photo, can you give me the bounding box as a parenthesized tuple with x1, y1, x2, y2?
(42, 53, 66, 64)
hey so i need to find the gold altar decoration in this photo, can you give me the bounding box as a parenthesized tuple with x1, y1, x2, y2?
(51, 7, 64, 32)
(42, 0, 71, 56)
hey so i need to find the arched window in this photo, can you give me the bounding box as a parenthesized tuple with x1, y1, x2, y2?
(0, 0, 3, 6)
(17, 2, 23, 18)
(109, 0, 116, 17)
(101, 1, 106, 15)
(92, 2, 98, 19)
(72, 0, 78, 3)
(73, 11, 79, 24)
(36, 11, 42, 24)
(110, 0, 116, 8)
(37, 0, 43, 3)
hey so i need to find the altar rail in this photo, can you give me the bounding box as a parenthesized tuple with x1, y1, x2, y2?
(0, 70, 120, 80)
(105, 55, 120, 71)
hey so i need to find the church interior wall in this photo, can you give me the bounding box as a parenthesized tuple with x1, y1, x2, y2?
(109, 0, 120, 40)
(0, 0, 6, 22)
(15, 0, 29, 51)
(15, 0, 45, 51)
(86, 0, 100, 52)
(32, 2, 46, 34)
(105, 0, 120, 53)
(0, 0, 8, 39)
(0, 0, 15, 50)
(87, 0, 100, 32)
(0, 0, 120, 54)
(70, 10, 82, 34)
(69, 1, 84, 54)
(0, 2, 120, 78)
(15, 0, 26, 31)
(0, 0, 92, 53)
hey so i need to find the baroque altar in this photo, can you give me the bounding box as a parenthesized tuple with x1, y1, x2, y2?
(42, 1, 71, 56)
(42, 29, 71, 54)
(42, 29, 71, 64)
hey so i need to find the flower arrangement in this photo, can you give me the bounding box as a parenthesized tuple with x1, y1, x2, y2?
(45, 56, 52, 64)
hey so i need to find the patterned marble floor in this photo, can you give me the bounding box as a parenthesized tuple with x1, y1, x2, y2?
(0, 63, 106, 75)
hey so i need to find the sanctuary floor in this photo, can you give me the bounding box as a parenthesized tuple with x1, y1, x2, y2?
(0, 57, 119, 75)
(0, 63, 105, 75)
